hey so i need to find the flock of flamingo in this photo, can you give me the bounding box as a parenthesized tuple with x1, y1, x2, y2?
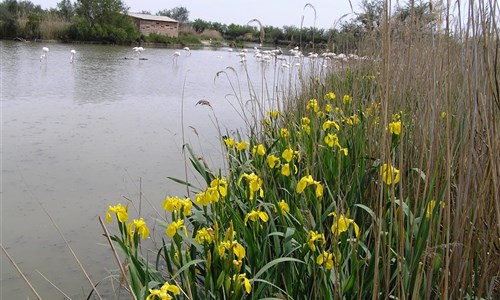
(38, 44, 366, 68)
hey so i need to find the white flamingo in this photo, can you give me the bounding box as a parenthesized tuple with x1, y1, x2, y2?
(173, 51, 181, 63)
(70, 49, 76, 63)
(183, 47, 191, 55)
(133, 46, 144, 58)
(40, 47, 49, 62)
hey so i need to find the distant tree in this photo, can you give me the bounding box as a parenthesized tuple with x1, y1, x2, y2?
(138, 10, 151, 15)
(157, 6, 189, 24)
(209, 21, 226, 34)
(224, 23, 255, 40)
(191, 18, 209, 33)
(71, 0, 138, 43)
(0, 0, 20, 37)
(264, 25, 284, 44)
(75, 0, 127, 27)
(56, 0, 75, 21)
(282, 25, 300, 42)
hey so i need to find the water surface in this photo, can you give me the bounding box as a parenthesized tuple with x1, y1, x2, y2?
(1, 40, 313, 298)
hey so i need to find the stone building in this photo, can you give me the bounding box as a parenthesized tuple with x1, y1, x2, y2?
(128, 13, 179, 37)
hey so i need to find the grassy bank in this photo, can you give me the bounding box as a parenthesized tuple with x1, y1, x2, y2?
(100, 2, 499, 300)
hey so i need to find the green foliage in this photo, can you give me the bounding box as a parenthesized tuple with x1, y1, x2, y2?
(0, 0, 20, 37)
(75, 0, 126, 27)
(191, 18, 209, 33)
(24, 11, 42, 38)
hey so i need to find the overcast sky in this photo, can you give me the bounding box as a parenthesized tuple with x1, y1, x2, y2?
(35, 0, 363, 29)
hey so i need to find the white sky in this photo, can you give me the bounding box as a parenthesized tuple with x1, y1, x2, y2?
(35, 0, 363, 29)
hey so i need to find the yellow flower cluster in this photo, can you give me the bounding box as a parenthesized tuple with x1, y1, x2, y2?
(244, 209, 269, 224)
(223, 138, 249, 152)
(106, 204, 150, 241)
(196, 177, 228, 206)
(238, 173, 264, 200)
(301, 117, 311, 135)
(306, 99, 320, 112)
(163, 196, 192, 217)
(341, 114, 360, 126)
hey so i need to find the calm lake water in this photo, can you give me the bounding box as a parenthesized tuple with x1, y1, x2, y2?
(1, 40, 322, 298)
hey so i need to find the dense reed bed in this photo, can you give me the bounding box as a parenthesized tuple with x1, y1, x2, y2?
(101, 1, 499, 299)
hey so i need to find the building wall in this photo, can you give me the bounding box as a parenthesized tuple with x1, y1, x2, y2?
(132, 19, 179, 37)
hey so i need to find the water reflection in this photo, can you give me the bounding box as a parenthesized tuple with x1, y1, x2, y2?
(0, 40, 323, 298)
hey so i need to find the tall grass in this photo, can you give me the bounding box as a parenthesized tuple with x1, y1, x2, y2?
(103, 1, 499, 299)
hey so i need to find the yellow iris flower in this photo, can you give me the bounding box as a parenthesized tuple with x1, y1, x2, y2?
(195, 227, 214, 244)
(280, 128, 290, 138)
(244, 209, 269, 224)
(233, 273, 252, 294)
(342, 94, 353, 104)
(237, 141, 249, 151)
(163, 196, 191, 216)
(281, 163, 291, 176)
(210, 177, 228, 197)
(275, 200, 290, 214)
(316, 251, 339, 270)
(252, 144, 266, 156)
(296, 175, 323, 198)
(325, 92, 336, 101)
(267, 155, 280, 169)
(282, 147, 294, 162)
(127, 218, 150, 239)
(166, 219, 187, 238)
(388, 121, 402, 135)
(329, 212, 360, 239)
(267, 110, 280, 119)
(322, 120, 340, 131)
(380, 163, 400, 185)
(238, 173, 264, 200)
(324, 133, 340, 148)
(307, 230, 325, 252)
(232, 241, 246, 260)
(106, 203, 128, 223)
(146, 281, 180, 300)
(325, 104, 333, 112)
(224, 137, 236, 147)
